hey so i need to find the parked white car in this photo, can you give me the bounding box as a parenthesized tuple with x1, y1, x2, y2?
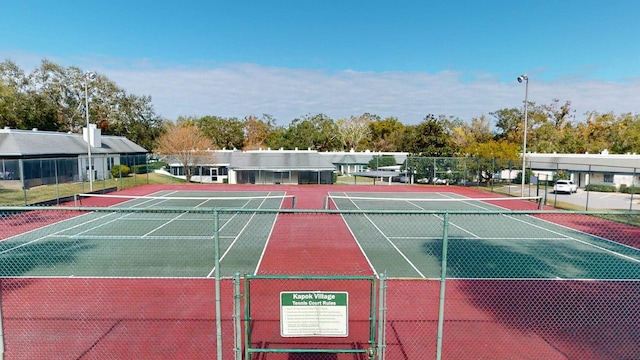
(553, 180, 578, 194)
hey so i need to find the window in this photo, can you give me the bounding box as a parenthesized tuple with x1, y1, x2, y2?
(603, 174, 613, 183)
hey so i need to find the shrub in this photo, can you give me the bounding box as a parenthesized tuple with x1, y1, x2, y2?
(148, 161, 166, 171)
(584, 183, 617, 192)
(131, 164, 148, 174)
(620, 184, 640, 194)
(111, 164, 131, 178)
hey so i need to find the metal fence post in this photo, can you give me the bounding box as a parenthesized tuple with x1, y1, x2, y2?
(630, 168, 637, 212)
(586, 165, 592, 210)
(376, 273, 387, 360)
(436, 212, 450, 360)
(233, 272, 242, 360)
(214, 210, 223, 360)
(0, 281, 4, 360)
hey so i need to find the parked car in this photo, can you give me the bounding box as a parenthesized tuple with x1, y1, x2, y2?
(553, 180, 578, 194)
(433, 178, 448, 185)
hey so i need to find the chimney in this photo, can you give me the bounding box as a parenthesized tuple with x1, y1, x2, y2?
(83, 124, 102, 148)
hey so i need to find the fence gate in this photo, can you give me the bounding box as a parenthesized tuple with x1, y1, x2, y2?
(236, 274, 384, 359)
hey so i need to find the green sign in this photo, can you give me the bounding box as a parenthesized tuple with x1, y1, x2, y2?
(280, 291, 348, 337)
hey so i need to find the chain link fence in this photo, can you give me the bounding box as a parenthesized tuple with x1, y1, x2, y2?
(4, 154, 640, 210)
(403, 156, 640, 211)
(0, 206, 638, 359)
(0, 155, 160, 206)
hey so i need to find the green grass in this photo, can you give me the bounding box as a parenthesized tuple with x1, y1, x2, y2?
(0, 173, 186, 206)
(336, 175, 375, 184)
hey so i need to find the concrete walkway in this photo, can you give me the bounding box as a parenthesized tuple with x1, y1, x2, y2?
(500, 185, 640, 211)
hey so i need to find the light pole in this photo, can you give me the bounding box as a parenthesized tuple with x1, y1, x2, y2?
(84, 71, 96, 192)
(517, 74, 529, 196)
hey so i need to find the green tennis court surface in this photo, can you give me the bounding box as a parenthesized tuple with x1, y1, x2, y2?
(1, 186, 639, 359)
(0, 191, 290, 277)
(328, 192, 640, 279)
(2, 191, 639, 281)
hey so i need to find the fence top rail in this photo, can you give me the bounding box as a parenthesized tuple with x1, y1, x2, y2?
(245, 274, 376, 280)
(1, 205, 639, 216)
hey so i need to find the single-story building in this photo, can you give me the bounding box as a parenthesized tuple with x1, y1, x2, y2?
(526, 151, 640, 189)
(164, 149, 409, 185)
(0, 126, 147, 189)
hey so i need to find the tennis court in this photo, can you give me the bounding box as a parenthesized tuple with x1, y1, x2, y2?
(0, 185, 639, 359)
(327, 191, 640, 279)
(0, 190, 294, 277)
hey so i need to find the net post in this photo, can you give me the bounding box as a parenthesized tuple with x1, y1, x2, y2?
(292, 195, 296, 209)
(537, 196, 543, 210)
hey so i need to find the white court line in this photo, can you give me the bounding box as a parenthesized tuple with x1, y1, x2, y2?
(413, 193, 640, 264)
(141, 194, 216, 237)
(207, 193, 279, 277)
(415, 193, 640, 263)
(68, 190, 187, 239)
(388, 236, 569, 241)
(2, 190, 210, 251)
(331, 191, 640, 279)
(0, 212, 118, 255)
(335, 192, 426, 278)
(505, 214, 640, 264)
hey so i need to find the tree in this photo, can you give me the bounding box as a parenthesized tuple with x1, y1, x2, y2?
(336, 114, 372, 151)
(154, 123, 215, 182)
(449, 115, 493, 156)
(491, 107, 524, 144)
(609, 113, 640, 154)
(282, 114, 340, 151)
(102, 93, 164, 151)
(0, 79, 19, 128)
(197, 115, 245, 150)
(244, 114, 275, 150)
(0, 59, 164, 149)
(368, 116, 405, 151)
(464, 139, 520, 185)
(404, 114, 452, 156)
(29, 60, 87, 132)
(368, 155, 397, 170)
(264, 125, 289, 150)
(15, 91, 60, 131)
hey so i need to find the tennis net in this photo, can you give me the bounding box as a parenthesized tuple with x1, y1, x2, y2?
(325, 194, 542, 211)
(75, 193, 297, 209)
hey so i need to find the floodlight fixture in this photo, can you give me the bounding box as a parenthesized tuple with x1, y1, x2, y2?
(84, 71, 96, 191)
(517, 74, 529, 196)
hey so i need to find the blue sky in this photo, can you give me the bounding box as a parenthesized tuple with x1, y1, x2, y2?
(1, 0, 639, 125)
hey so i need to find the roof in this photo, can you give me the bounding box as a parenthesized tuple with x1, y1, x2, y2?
(322, 151, 408, 165)
(526, 152, 640, 173)
(0, 128, 147, 157)
(164, 149, 407, 171)
(229, 151, 336, 171)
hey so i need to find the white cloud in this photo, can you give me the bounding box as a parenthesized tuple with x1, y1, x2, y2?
(105, 64, 640, 125)
(4, 52, 640, 125)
